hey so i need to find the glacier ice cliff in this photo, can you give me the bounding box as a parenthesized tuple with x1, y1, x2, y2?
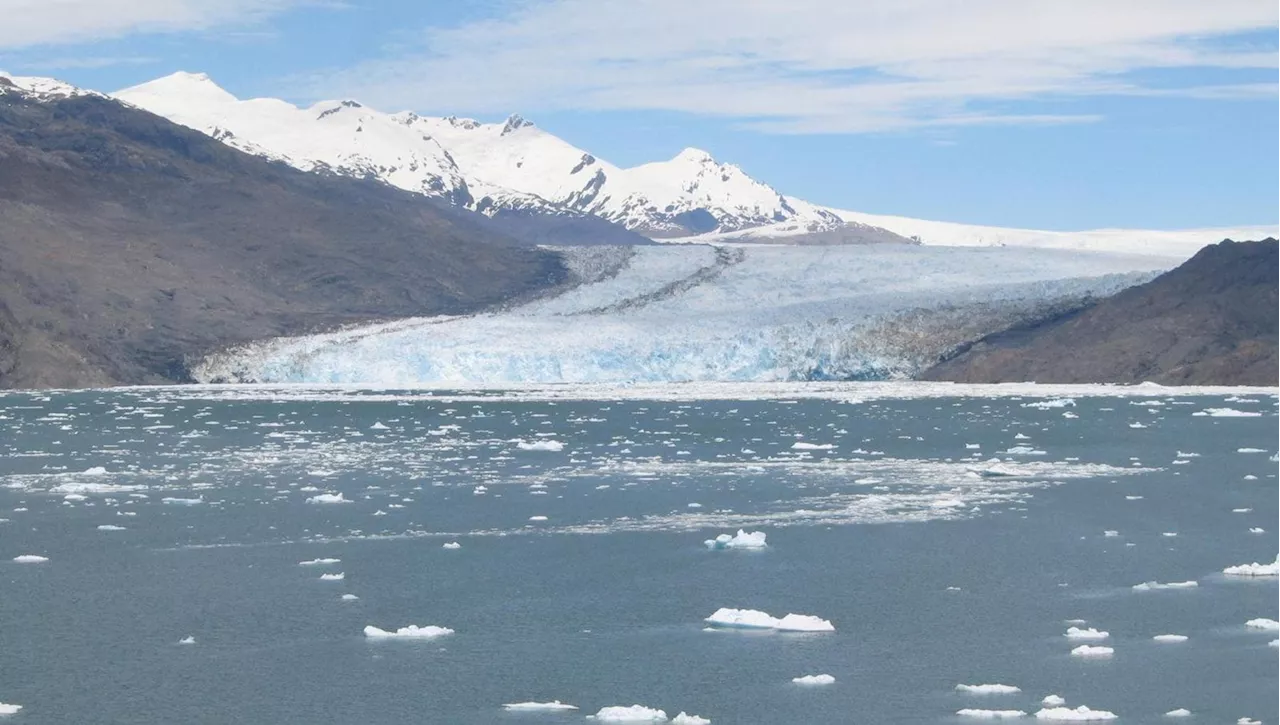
(193, 245, 1173, 385)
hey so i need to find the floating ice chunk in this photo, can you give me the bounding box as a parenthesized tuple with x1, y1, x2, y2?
(83, 466, 107, 475)
(528, 515, 548, 522)
(97, 524, 127, 531)
(791, 442, 833, 450)
(704, 608, 834, 632)
(1244, 474, 1259, 480)
(686, 502, 701, 508)
(1132, 581, 1197, 591)
(442, 542, 462, 550)
(517, 440, 564, 452)
(319, 572, 345, 581)
(363, 624, 454, 639)
(1163, 709, 1191, 717)
(592, 705, 668, 722)
(12, 554, 48, 563)
(1161, 532, 1177, 537)
(341, 594, 359, 601)
(1103, 530, 1119, 537)
(1175, 451, 1200, 458)
(1233, 508, 1253, 513)
(1062, 412, 1078, 418)
(299, 558, 341, 566)
(1237, 447, 1267, 453)
(1128, 423, 1146, 429)
(63, 493, 87, 502)
(1024, 398, 1075, 409)
(1015, 433, 1031, 439)
(1194, 408, 1261, 417)
(966, 444, 981, 449)
(51, 481, 144, 494)
(473, 485, 488, 495)
(1223, 555, 1279, 577)
(957, 684, 1021, 694)
(1249, 528, 1266, 534)
(1238, 719, 1262, 725)
(671, 714, 710, 725)
(792, 674, 835, 685)
(370, 421, 389, 430)
(306, 492, 349, 504)
(1124, 495, 1143, 500)
(0, 703, 22, 715)
(1245, 618, 1279, 631)
(1152, 634, 1188, 643)
(958, 710, 1027, 719)
(931, 497, 966, 508)
(704, 530, 767, 550)
(162, 496, 203, 505)
(1034, 705, 1117, 720)
(502, 701, 578, 712)
(178, 636, 195, 645)
(1042, 696, 1066, 707)
(1070, 645, 1114, 657)
(1065, 627, 1109, 640)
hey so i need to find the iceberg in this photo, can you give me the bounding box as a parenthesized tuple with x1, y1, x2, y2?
(1132, 580, 1197, 592)
(517, 440, 564, 452)
(502, 701, 578, 712)
(363, 624, 454, 639)
(671, 714, 710, 725)
(1152, 634, 1188, 643)
(319, 572, 345, 581)
(1223, 555, 1279, 577)
(1041, 696, 1066, 707)
(51, 481, 144, 494)
(0, 703, 22, 716)
(704, 608, 834, 632)
(178, 636, 196, 645)
(341, 594, 359, 601)
(1244, 618, 1279, 631)
(792, 674, 835, 685)
(704, 530, 767, 550)
(12, 554, 48, 563)
(1034, 706, 1117, 721)
(1164, 709, 1191, 717)
(96, 524, 127, 531)
(592, 705, 669, 722)
(956, 684, 1021, 694)
(1065, 627, 1108, 640)
(1194, 408, 1262, 417)
(442, 542, 462, 550)
(1070, 645, 1114, 657)
(958, 710, 1027, 719)
(161, 496, 203, 505)
(298, 558, 341, 566)
(791, 442, 833, 450)
(306, 492, 349, 504)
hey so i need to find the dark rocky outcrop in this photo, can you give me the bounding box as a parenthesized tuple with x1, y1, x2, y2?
(0, 91, 566, 389)
(921, 238, 1279, 385)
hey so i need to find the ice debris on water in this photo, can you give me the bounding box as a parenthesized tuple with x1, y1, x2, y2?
(97, 524, 127, 531)
(299, 558, 341, 566)
(12, 555, 48, 563)
(957, 684, 1021, 694)
(704, 608, 834, 632)
(592, 705, 668, 722)
(1164, 709, 1191, 717)
(1070, 645, 1114, 657)
(341, 594, 359, 601)
(791, 441, 833, 450)
(502, 701, 578, 712)
(1244, 618, 1279, 631)
(1034, 705, 1117, 720)
(1223, 554, 1279, 577)
(671, 714, 710, 725)
(1152, 634, 1188, 643)
(178, 636, 195, 645)
(704, 530, 767, 549)
(370, 421, 389, 430)
(1132, 580, 1197, 591)
(306, 492, 349, 504)
(0, 703, 23, 716)
(792, 674, 835, 685)
(442, 542, 461, 550)
(1065, 627, 1108, 640)
(1042, 696, 1066, 707)
(363, 624, 454, 639)
(517, 440, 564, 452)
(958, 710, 1027, 719)
(319, 572, 345, 581)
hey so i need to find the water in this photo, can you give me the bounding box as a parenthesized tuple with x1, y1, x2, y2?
(1, 385, 1276, 724)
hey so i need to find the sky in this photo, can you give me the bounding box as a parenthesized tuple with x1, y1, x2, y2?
(1, 0, 1277, 231)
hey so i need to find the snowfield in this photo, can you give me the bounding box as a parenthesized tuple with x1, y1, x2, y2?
(193, 244, 1175, 385)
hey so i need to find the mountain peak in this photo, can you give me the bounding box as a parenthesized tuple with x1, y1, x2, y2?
(672, 147, 715, 164)
(117, 71, 237, 104)
(501, 113, 534, 135)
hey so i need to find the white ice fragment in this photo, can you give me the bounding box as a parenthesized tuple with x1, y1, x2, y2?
(704, 607, 834, 632)
(319, 572, 345, 581)
(1132, 580, 1197, 591)
(341, 594, 359, 601)
(1065, 627, 1109, 640)
(162, 496, 203, 505)
(704, 530, 767, 549)
(1238, 719, 1262, 725)
(1223, 555, 1279, 577)
(12, 554, 48, 563)
(1161, 532, 1177, 537)
(957, 684, 1021, 694)
(792, 674, 835, 685)
(502, 701, 578, 712)
(178, 636, 196, 645)
(1233, 508, 1253, 513)
(1245, 618, 1279, 631)
(1041, 696, 1066, 707)
(298, 558, 341, 566)
(0, 703, 23, 715)
(1069, 645, 1114, 657)
(306, 492, 349, 504)
(1249, 528, 1265, 534)
(442, 542, 462, 550)
(671, 714, 710, 725)
(1152, 634, 1188, 643)
(97, 524, 127, 531)
(1103, 530, 1119, 537)
(83, 466, 107, 475)
(958, 710, 1027, 719)
(1194, 408, 1261, 417)
(1035, 706, 1117, 721)
(528, 515, 548, 522)
(1238, 448, 1267, 453)
(370, 421, 389, 430)
(517, 440, 564, 452)
(363, 624, 454, 639)
(791, 442, 833, 450)
(592, 705, 669, 722)
(1163, 709, 1191, 717)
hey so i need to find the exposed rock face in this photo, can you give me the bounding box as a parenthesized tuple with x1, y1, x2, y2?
(921, 239, 1279, 385)
(0, 91, 566, 389)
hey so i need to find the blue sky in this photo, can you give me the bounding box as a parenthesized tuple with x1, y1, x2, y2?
(2, 0, 1276, 231)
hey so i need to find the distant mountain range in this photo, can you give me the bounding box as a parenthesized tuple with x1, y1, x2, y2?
(87, 71, 1273, 255)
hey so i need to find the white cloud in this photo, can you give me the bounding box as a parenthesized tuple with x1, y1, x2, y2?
(299, 0, 1278, 133)
(0, 0, 307, 50)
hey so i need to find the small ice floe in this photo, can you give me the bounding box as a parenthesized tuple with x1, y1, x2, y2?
(1024, 398, 1075, 409)
(63, 493, 87, 502)
(528, 515, 548, 522)
(83, 466, 108, 475)
(1193, 408, 1261, 417)
(1015, 433, 1031, 439)
(97, 524, 127, 531)
(1163, 709, 1191, 717)
(1243, 474, 1259, 480)
(298, 558, 341, 566)
(442, 542, 461, 550)
(686, 502, 702, 508)
(1132, 580, 1197, 591)
(306, 492, 349, 504)
(671, 714, 710, 725)
(931, 497, 966, 508)
(1249, 528, 1266, 534)
(319, 572, 345, 581)
(0, 703, 23, 715)
(1065, 627, 1109, 640)
(704, 608, 834, 632)
(1238, 719, 1262, 725)
(12, 554, 48, 563)
(1069, 645, 1114, 657)
(178, 636, 196, 645)
(792, 674, 835, 685)
(791, 442, 833, 451)
(1152, 634, 1188, 643)
(369, 421, 390, 430)
(1161, 532, 1177, 538)
(363, 624, 453, 639)
(957, 710, 1026, 719)
(704, 530, 767, 550)
(1233, 508, 1253, 513)
(591, 705, 668, 722)
(517, 440, 564, 452)
(966, 444, 981, 449)
(1103, 531, 1119, 537)
(1223, 555, 1279, 577)
(341, 594, 359, 601)
(473, 485, 488, 495)
(161, 496, 203, 505)
(956, 684, 1020, 694)
(1042, 696, 1066, 707)
(1174, 451, 1200, 458)
(1034, 705, 1116, 720)
(502, 701, 578, 712)
(1062, 412, 1078, 418)
(1244, 618, 1279, 631)
(1124, 495, 1143, 500)
(1237, 448, 1267, 453)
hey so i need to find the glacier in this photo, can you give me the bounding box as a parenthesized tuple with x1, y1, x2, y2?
(193, 244, 1174, 385)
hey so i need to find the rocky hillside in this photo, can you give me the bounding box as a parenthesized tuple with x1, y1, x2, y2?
(0, 83, 566, 389)
(921, 238, 1279, 385)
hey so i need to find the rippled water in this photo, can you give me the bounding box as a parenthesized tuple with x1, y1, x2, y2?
(1, 385, 1276, 724)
